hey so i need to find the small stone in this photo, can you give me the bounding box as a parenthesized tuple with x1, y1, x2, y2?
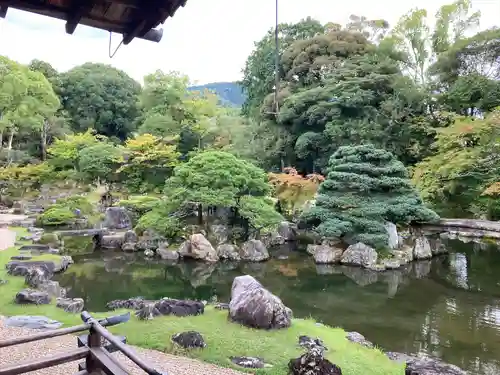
(346, 331, 373, 348)
(171, 331, 206, 349)
(298, 335, 328, 351)
(56, 297, 84, 313)
(230, 356, 266, 369)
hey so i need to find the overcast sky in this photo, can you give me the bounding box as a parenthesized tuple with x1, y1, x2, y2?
(0, 0, 498, 85)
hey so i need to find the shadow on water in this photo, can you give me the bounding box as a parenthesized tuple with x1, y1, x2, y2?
(54, 238, 500, 375)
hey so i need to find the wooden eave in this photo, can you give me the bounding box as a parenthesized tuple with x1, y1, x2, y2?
(0, 0, 187, 44)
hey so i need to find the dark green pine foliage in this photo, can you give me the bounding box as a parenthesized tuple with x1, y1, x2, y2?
(301, 144, 439, 249)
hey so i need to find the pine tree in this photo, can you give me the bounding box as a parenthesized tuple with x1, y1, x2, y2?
(301, 144, 439, 249)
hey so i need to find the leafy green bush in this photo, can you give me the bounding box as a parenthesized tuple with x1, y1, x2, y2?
(118, 195, 161, 216)
(36, 195, 95, 227)
(135, 210, 182, 238)
(37, 207, 76, 226)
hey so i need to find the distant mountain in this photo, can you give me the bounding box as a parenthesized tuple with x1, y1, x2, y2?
(189, 82, 246, 107)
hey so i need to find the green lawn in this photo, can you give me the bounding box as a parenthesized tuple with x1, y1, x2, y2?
(0, 228, 404, 375)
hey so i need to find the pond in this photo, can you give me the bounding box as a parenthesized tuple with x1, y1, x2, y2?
(54, 238, 500, 375)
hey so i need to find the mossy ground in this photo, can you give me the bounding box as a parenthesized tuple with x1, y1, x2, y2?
(0, 228, 404, 375)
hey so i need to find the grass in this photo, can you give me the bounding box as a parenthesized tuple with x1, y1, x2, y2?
(0, 227, 404, 375)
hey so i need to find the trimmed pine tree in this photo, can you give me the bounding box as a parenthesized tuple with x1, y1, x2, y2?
(301, 144, 439, 249)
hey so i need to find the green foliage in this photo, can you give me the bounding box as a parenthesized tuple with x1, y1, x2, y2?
(135, 210, 182, 238)
(118, 133, 180, 193)
(48, 129, 104, 170)
(302, 144, 438, 249)
(36, 195, 94, 227)
(78, 142, 122, 182)
(118, 195, 161, 216)
(58, 63, 141, 139)
(164, 151, 283, 232)
(241, 17, 325, 116)
(413, 111, 500, 217)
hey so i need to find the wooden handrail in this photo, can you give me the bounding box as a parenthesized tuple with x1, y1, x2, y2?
(0, 312, 164, 375)
(0, 324, 89, 348)
(0, 347, 89, 375)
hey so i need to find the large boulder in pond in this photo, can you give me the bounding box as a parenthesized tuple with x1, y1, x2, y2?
(56, 297, 84, 313)
(103, 207, 132, 230)
(413, 235, 432, 260)
(228, 275, 292, 329)
(178, 233, 218, 262)
(239, 240, 269, 262)
(340, 242, 377, 268)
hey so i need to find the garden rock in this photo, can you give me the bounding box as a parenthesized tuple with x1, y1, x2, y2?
(103, 207, 132, 230)
(312, 245, 343, 264)
(171, 331, 206, 349)
(209, 224, 230, 245)
(229, 275, 292, 329)
(288, 347, 342, 375)
(15, 289, 51, 305)
(178, 233, 218, 262)
(345, 331, 374, 348)
(39, 280, 66, 298)
(11, 255, 32, 261)
(121, 242, 136, 252)
(101, 234, 125, 249)
(156, 244, 179, 260)
(230, 356, 267, 369)
(4, 315, 62, 330)
(239, 239, 269, 262)
(25, 267, 53, 288)
(340, 243, 377, 268)
(277, 221, 297, 241)
(401, 355, 467, 375)
(123, 230, 138, 243)
(413, 236, 432, 260)
(144, 249, 155, 257)
(216, 244, 240, 261)
(108, 297, 205, 318)
(385, 222, 399, 249)
(298, 335, 328, 352)
(56, 297, 84, 313)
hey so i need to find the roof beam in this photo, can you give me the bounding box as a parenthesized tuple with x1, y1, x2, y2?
(122, 1, 169, 45)
(65, 0, 94, 34)
(0, 5, 8, 18)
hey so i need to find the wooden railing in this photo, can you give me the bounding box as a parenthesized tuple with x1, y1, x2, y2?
(0, 311, 164, 375)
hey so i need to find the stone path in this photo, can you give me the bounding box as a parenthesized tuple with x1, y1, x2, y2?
(0, 213, 28, 227)
(0, 227, 16, 250)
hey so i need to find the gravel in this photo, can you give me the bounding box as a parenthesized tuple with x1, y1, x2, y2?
(0, 320, 247, 374)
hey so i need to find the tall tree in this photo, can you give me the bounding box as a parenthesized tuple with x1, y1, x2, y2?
(241, 17, 325, 117)
(58, 63, 141, 139)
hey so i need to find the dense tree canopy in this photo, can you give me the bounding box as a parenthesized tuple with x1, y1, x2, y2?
(2, 0, 500, 244)
(58, 63, 141, 139)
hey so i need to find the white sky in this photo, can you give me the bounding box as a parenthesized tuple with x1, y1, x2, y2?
(0, 0, 498, 85)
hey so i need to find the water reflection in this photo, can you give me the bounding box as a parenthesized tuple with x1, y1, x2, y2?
(55, 238, 500, 375)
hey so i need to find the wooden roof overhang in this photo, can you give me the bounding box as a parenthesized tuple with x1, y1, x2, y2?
(0, 0, 187, 44)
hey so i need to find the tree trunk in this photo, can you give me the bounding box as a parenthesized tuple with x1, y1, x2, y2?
(7, 130, 14, 150)
(40, 120, 48, 161)
(0, 130, 3, 150)
(197, 204, 203, 225)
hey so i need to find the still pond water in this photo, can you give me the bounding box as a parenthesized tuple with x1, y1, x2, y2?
(55, 238, 500, 375)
